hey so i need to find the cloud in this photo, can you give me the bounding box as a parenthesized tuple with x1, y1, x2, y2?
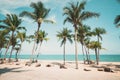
(0, 0, 49, 10)
(20, 17, 34, 23)
(47, 15, 56, 23)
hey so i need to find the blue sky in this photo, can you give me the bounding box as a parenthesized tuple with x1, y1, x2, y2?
(0, 0, 120, 55)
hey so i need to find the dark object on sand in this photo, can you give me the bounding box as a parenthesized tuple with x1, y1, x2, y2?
(25, 61, 32, 66)
(35, 63, 41, 67)
(98, 68, 104, 71)
(60, 64, 67, 69)
(0, 59, 4, 64)
(104, 67, 112, 72)
(46, 64, 51, 67)
(84, 68, 91, 71)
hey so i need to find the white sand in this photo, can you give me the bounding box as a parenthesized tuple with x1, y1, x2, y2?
(0, 60, 120, 80)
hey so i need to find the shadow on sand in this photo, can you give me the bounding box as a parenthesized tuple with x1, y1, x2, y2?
(0, 67, 30, 75)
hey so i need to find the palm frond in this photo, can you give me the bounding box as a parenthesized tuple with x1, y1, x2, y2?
(81, 11, 99, 21)
(114, 12, 119, 27)
(44, 19, 55, 24)
(20, 11, 36, 20)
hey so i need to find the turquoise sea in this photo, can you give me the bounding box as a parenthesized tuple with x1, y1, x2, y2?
(1, 54, 120, 62)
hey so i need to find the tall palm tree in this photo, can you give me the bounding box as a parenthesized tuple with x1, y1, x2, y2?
(89, 41, 101, 65)
(114, 15, 120, 27)
(57, 28, 73, 65)
(0, 14, 26, 60)
(20, 1, 54, 60)
(93, 27, 106, 64)
(63, 1, 99, 69)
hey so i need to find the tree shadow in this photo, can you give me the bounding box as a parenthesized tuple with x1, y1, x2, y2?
(0, 67, 30, 75)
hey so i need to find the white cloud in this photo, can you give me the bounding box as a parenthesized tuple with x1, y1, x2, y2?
(20, 17, 34, 23)
(47, 15, 56, 23)
(0, 0, 49, 10)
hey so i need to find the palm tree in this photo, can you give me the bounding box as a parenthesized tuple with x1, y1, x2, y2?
(9, 36, 18, 62)
(114, 15, 120, 27)
(63, 1, 99, 69)
(89, 41, 101, 65)
(20, 1, 54, 60)
(16, 32, 26, 54)
(36, 30, 49, 60)
(57, 28, 73, 65)
(93, 27, 106, 64)
(0, 30, 9, 58)
(77, 25, 91, 64)
(0, 14, 26, 60)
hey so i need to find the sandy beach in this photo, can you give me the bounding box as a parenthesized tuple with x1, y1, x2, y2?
(0, 60, 120, 80)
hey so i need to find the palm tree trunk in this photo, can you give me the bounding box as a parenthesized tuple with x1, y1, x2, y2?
(30, 40, 36, 61)
(75, 28, 78, 69)
(95, 48, 98, 65)
(9, 46, 14, 62)
(0, 48, 2, 58)
(82, 44, 85, 64)
(19, 42, 23, 54)
(87, 48, 91, 64)
(4, 41, 10, 60)
(37, 23, 41, 33)
(63, 42, 66, 65)
(37, 42, 42, 59)
(97, 36, 100, 65)
(84, 45, 89, 64)
(15, 50, 19, 62)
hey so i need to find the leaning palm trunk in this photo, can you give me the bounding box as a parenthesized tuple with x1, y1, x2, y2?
(82, 45, 85, 64)
(36, 42, 42, 59)
(75, 28, 78, 69)
(4, 41, 10, 60)
(9, 46, 14, 62)
(63, 42, 66, 65)
(87, 48, 91, 64)
(30, 40, 36, 61)
(84, 45, 89, 64)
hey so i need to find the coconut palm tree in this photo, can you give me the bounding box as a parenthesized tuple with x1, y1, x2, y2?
(77, 25, 91, 64)
(0, 14, 26, 60)
(20, 1, 54, 33)
(9, 36, 18, 62)
(16, 32, 26, 54)
(36, 30, 49, 59)
(20, 1, 54, 60)
(89, 41, 101, 65)
(63, 1, 99, 69)
(114, 15, 120, 27)
(57, 28, 73, 65)
(93, 27, 106, 64)
(0, 30, 9, 58)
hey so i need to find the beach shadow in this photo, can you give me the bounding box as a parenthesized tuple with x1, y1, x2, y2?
(0, 67, 30, 75)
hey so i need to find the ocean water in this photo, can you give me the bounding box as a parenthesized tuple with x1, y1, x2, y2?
(1, 54, 120, 62)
